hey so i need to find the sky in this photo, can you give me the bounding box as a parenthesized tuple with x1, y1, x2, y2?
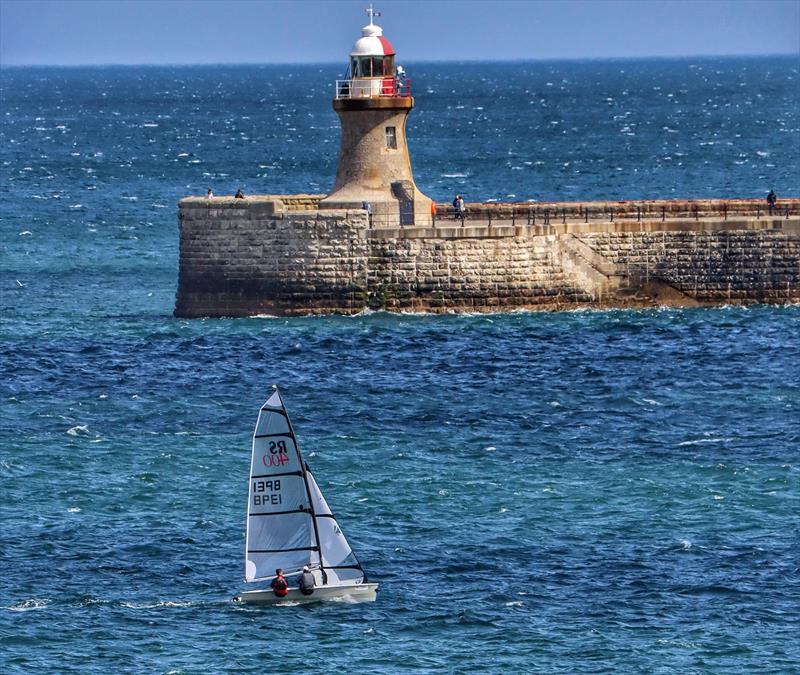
(1, 0, 798, 66)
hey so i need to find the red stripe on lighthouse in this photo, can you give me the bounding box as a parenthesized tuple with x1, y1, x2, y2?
(378, 36, 395, 56)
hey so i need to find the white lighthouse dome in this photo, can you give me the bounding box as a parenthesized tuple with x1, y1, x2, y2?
(350, 23, 396, 57)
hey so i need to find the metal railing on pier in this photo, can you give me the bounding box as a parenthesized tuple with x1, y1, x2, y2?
(429, 204, 796, 228)
(361, 202, 796, 231)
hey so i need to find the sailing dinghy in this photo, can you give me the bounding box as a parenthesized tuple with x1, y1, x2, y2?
(233, 386, 378, 605)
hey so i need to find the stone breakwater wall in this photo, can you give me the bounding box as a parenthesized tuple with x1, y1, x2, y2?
(575, 230, 800, 305)
(175, 196, 800, 317)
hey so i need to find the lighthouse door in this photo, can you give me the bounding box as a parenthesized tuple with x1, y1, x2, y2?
(391, 181, 415, 226)
(399, 200, 414, 226)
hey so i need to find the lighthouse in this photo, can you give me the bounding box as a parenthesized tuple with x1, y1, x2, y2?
(318, 6, 433, 227)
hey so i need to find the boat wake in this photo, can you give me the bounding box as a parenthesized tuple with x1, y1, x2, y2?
(325, 594, 364, 604)
(119, 600, 194, 610)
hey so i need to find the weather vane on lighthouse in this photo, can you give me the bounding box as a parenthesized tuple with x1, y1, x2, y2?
(365, 4, 382, 25)
(318, 7, 433, 227)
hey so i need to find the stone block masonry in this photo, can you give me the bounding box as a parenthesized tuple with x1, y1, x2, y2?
(577, 230, 800, 305)
(177, 198, 368, 317)
(175, 196, 800, 317)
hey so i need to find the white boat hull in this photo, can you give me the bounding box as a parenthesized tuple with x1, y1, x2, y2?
(233, 582, 378, 606)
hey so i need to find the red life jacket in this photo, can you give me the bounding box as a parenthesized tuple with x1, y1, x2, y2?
(272, 576, 288, 597)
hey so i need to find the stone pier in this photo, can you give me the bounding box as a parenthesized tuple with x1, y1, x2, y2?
(175, 196, 800, 317)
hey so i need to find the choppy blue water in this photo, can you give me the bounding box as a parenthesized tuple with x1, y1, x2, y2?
(2, 58, 799, 673)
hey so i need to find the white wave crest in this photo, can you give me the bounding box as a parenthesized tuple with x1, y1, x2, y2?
(5, 598, 51, 612)
(678, 437, 732, 446)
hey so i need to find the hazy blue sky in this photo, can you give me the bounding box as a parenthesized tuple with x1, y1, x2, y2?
(1, 0, 798, 66)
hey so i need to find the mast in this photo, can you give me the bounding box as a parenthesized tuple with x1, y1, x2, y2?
(276, 386, 329, 585)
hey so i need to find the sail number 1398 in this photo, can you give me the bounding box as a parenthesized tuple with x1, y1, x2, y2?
(252, 479, 282, 506)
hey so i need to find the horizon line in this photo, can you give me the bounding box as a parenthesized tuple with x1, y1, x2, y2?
(1, 51, 797, 69)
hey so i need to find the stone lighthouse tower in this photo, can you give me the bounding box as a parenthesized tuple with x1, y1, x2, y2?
(318, 7, 433, 227)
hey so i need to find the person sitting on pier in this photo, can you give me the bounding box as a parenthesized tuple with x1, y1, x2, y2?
(271, 568, 289, 597)
(767, 189, 777, 215)
(235, 188, 245, 199)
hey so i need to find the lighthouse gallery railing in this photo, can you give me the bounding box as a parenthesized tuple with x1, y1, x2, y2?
(335, 79, 412, 100)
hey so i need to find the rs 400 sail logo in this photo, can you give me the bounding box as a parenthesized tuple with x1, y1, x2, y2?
(262, 440, 290, 467)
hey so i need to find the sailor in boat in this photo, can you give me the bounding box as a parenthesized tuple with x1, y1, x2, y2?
(271, 569, 289, 597)
(298, 566, 316, 596)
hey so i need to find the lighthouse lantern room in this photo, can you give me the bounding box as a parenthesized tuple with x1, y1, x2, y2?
(318, 6, 432, 227)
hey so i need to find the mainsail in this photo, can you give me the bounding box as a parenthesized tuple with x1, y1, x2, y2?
(244, 387, 366, 586)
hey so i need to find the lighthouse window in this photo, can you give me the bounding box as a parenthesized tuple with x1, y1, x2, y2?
(385, 126, 397, 149)
(352, 57, 369, 77)
(350, 56, 394, 78)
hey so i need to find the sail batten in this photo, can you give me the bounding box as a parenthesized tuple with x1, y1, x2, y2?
(249, 509, 310, 517)
(250, 471, 303, 480)
(248, 546, 319, 553)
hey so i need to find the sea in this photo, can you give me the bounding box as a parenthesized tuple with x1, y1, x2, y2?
(1, 57, 799, 673)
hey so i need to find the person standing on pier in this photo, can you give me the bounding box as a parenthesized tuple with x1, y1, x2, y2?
(395, 65, 407, 95)
(362, 200, 373, 227)
(452, 194, 465, 222)
(767, 189, 777, 215)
